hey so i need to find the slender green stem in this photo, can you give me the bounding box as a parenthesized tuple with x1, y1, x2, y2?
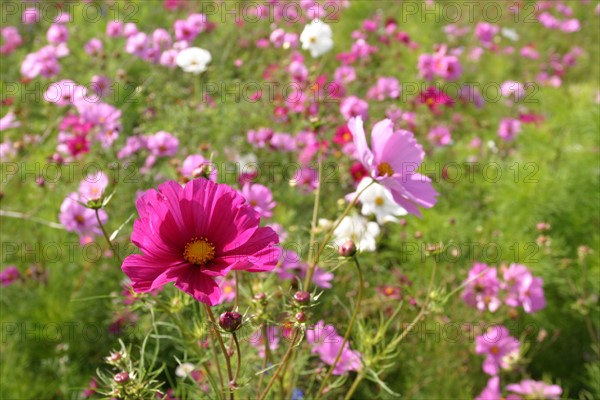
(258, 330, 301, 400)
(315, 256, 364, 398)
(232, 332, 242, 385)
(303, 154, 324, 289)
(303, 180, 374, 288)
(205, 304, 235, 400)
(255, 324, 271, 397)
(153, 298, 223, 399)
(209, 331, 226, 398)
(344, 373, 365, 400)
(95, 208, 122, 264)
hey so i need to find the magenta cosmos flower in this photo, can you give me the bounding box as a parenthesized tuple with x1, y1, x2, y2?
(349, 117, 438, 216)
(121, 179, 280, 305)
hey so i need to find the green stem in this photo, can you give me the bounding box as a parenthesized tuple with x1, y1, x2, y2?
(303, 180, 374, 289)
(258, 330, 301, 400)
(95, 208, 122, 264)
(232, 332, 242, 385)
(315, 256, 364, 399)
(344, 373, 365, 400)
(205, 304, 235, 400)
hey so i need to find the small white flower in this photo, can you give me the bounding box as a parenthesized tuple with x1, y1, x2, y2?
(501, 27, 519, 41)
(175, 47, 211, 74)
(347, 178, 407, 224)
(333, 214, 380, 252)
(175, 362, 195, 378)
(300, 19, 333, 58)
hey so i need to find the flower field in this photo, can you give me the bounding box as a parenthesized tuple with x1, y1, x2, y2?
(1, 1, 599, 399)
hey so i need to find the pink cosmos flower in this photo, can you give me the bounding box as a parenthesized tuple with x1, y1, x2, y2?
(291, 167, 319, 193)
(277, 250, 333, 289)
(506, 380, 562, 399)
(340, 96, 369, 120)
(147, 131, 179, 157)
(121, 179, 280, 305)
(1, 27, 23, 55)
(84, 38, 103, 56)
(1, 266, 20, 286)
(0, 111, 20, 131)
(516, 273, 546, 313)
(44, 80, 87, 106)
(306, 320, 362, 375)
(428, 126, 452, 147)
(250, 326, 279, 358)
(106, 21, 124, 37)
(498, 118, 522, 141)
(501, 81, 526, 102)
(462, 262, 501, 312)
(59, 194, 108, 240)
(348, 117, 438, 216)
(181, 154, 217, 181)
(367, 77, 400, 101)
(22, 8, 40, 25)
(118, 136, 147, 159)
(247, 128, 274, 148)
(334, 65, 356, 84)
(417, 87, 454, 114)
(217, 277, 236, 303)
(476, 376, 502, 400)
(47, 24, 69, 44)
(475, 325, 520, 375)
(475, 22, 499, 47)
(240, 183, 276, 219)
(21, 46, 62, 79)
(79, 171, 109, 202)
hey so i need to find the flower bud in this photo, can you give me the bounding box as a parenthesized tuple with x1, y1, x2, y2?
(219, 311, 242, 332)
(293, 291, 310, 304)
(253, 292, 266, 302)
(114, 371, 129, 383)
(339, 240, 356, 257)
(295, 312, 306, 323)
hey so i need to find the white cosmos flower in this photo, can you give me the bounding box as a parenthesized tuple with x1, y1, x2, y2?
(347, 178, 407, 224)
(300, 19, 333, 58)
(175, 362, 195, 378)
(333, 214, 380, 252)
(176, 47, 211, 74)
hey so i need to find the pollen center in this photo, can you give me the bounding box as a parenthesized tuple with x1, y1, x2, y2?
(375, 196, 385, 206)
(490, 345, 499, 355)
(183, 237, 215, 265)
(377, 162, 394, 177)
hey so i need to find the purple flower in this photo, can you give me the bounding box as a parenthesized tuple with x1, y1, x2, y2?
(240, 183, 276, 219)
(498, 118, 522, 141)
(349, 117, 438, 216)
(462, 262, 501, 312)
(147, 131, 179, 157)
(428, 126, 452, 147)
(59, 194, 108, 240)
(340, 96, 369, 120)
(306, 321, 362, 375)
(506, 379, 562, 400)
(475, 325, 520, 375)
(1, 266, 20, 286)
(180, 154, 217, 181)
(475, 376, 501, 400)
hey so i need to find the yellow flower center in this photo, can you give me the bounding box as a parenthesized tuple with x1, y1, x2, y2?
(490, 345, 499, 355)
(377, 162, 394, 177)
(310, 36, 317, 43)
(183, 237, 215, 265)
(375, 196, 385, 206)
